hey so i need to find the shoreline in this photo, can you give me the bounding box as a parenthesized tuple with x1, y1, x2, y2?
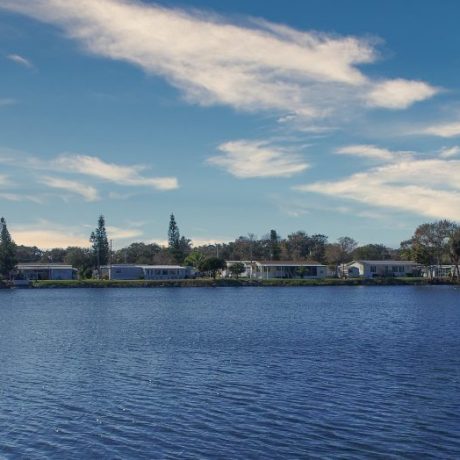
(4, 277, 459, 289)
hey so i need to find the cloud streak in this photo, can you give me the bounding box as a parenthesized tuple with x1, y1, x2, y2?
(54, 154, 178, 190)
(0, 149, 179, 193)
(0, 0, 438, 120)
(335, 144, 413, 161)
(439, 146, 460, 158)
(7, 53, 34, 69)
(421, 121, 460, 138)
(40, 176, 99, 201)
(208, 140, 309, 178)
(295, 158, 460, 220)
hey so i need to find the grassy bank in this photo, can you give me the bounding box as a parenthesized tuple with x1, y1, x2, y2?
(28, 277, 460, 289)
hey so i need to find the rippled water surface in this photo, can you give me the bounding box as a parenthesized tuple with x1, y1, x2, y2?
(1, 286, 460, 459)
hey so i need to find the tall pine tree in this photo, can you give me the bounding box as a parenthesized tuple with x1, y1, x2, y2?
(90, 215, 109, 273)
(0, 217, 17, 279)
(168, 213, 188, 263)
(269, 229, 281, 260)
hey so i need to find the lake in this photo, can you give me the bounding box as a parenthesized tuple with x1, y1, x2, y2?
(0, 286, 459, 458)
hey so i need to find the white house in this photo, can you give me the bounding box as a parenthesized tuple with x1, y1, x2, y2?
(422, 265, 460, 278)
(101, 264, 191, 280)
(222, 261, 253, 278)
(344, 260, 419, 279)
(227, 261, 327, 279)
(15, 264, 77, 281)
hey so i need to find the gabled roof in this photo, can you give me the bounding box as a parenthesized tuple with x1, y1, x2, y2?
(350, 260, 417, 266)
(255, 260, 325, 267)
(138, 265, 185, 269)
(103, 264, 185, 269)
(17, 264, 75, 270)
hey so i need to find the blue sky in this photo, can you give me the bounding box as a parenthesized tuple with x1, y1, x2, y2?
(1, 0, 460, 249)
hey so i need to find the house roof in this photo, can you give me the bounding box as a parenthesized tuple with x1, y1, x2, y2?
(138, 265, 185, 269)
(104, 264, 185, 269)
(17, 264, 75, 270)
(350, 260, 417, 266)
(255, 260, 325, 267)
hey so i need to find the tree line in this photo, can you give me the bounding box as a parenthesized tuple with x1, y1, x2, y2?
(1, 214, 460, 279)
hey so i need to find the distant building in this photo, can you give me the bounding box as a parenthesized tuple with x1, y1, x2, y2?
(101, 264, 191, 280)
(224, 260, 327, 279)
(15, 264, 77, 281)
(222, 261, 253, 278)
(422, 265, 459, 278)
(252, 261, 327, 279)
(343, 260, 419, 279)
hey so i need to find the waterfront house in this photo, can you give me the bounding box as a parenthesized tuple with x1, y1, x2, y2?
(343, 260, 419, 279)
(422, 264, 459, 278)
(252, 261, 327, 279)
(15, 264, 77, 281)
(222, 261, 253, 278)
(101, 264, 191, 280)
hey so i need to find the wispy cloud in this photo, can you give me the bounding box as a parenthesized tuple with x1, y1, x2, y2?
(0, 192, 43, 204)
(335, 144, 413, 161)
(439, 146, 460, 158)
(0, 149, 179, 192)
(40, 176, 99, 201)
(208, 140, 309, 178)
(106, 226, 143, 240)
(421, 121, 460, 138)
(295, 158, 460, 220)
(54, 154, 178, 190)
(7, 53, 34, 69)
(0, 0, 438, 121)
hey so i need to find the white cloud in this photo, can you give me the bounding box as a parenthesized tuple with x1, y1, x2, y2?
(335, 144, 413, 161)
(0, 149, 178, 191)
(11, 221, 91, 249)
(422, 122, 460, 138)
(106, 226, 143, 240)
(295, 158, 460, 220)
(208, 140, 309, 178)
(0, 193, 43, 204)
(7, 53, 34, 69)
(0, 0, 438, 119)
(367, 79, 438, 109)
(40, 176, 99, 201)
(11, 220, 146, 249)
(439, 146, 460, 158)
(54, 154, 179, 190)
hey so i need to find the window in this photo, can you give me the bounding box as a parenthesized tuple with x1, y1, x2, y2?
(370, 265, 377, 273)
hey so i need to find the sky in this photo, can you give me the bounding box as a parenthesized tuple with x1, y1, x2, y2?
(1, 0, 460, 249)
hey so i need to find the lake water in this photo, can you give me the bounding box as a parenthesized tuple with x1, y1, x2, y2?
(0, 286, 459, 459)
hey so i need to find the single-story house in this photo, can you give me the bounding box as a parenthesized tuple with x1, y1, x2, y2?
(422, 265, 460, 278)
(101, 264, 191, 280)
(251, 261, 327, 279)
(222, 261, 253, 278)
(344, 260, 419, 279)
(15, 264, 77, 281)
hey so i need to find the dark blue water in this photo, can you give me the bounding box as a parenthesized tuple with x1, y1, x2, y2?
(1, 286, 460, 459)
